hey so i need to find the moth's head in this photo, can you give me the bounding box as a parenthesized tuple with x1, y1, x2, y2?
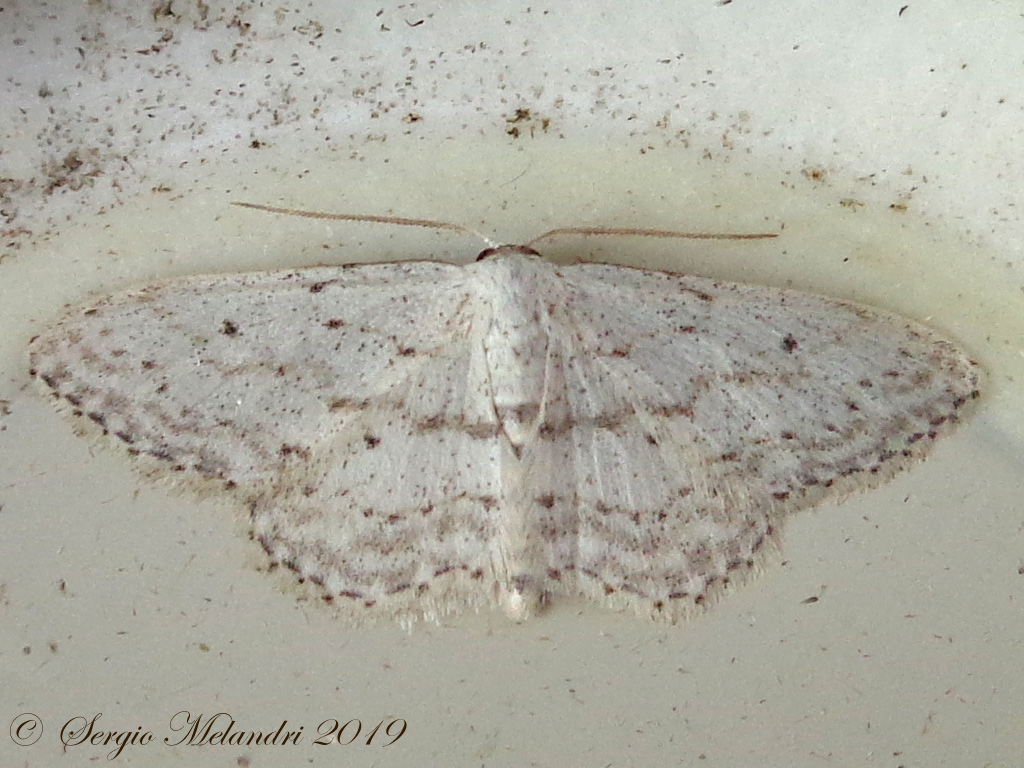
(475, 244, 543, 262)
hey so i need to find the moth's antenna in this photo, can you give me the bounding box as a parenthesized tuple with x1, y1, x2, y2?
(527, 226, 778, 248)
(232, 204, 778, 250)
(232, 202, 495, 247)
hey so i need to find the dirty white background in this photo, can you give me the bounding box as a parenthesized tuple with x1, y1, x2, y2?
(2, 1, 1023, 766)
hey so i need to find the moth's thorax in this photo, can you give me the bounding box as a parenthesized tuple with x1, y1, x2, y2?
(477, 253, 560, 449)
